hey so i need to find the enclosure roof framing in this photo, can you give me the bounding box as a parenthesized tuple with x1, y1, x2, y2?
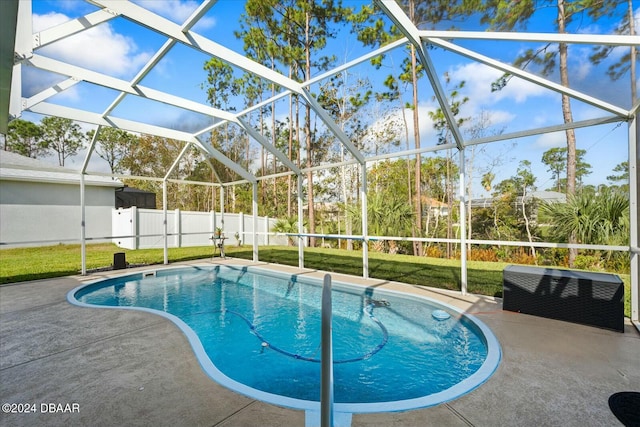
(427, 38, 629, 118)
(376, 0, 466, 150)
(4, 0, 636, 171)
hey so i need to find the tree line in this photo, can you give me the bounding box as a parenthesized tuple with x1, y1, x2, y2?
(1, 0, 635, 272)
(2, 113, 630, 272)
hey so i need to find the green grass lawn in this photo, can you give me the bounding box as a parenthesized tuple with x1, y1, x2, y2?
(0, 243, 631, 318)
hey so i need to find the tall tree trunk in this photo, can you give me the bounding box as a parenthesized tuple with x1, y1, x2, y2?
(214, 171, 216, 211)
(446, 151, 453, 258)
(558, 0, 578, 267)
(402, 107, 412, 238)
(271, 68, 277, 216)
(411, 43, 423, 257)
(408, 0, 423, 257)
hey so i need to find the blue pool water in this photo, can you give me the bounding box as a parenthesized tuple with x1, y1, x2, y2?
(69, 265, 500, 413)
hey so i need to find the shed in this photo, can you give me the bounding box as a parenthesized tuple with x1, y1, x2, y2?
(115, 186, 156, 209)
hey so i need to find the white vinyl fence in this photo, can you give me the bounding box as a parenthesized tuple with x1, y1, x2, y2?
(112, 207, 288, 249)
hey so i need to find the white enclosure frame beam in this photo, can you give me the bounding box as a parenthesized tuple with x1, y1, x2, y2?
(237, 117, 301, 174)
(34, 9, 118, 48)
(1, 0, 20, 133)
(219, 186, 225, 233)
(23, 78, 81, 110)
(428, 38, 629, 118)
(298, 175, 304, 269)
(104, 39, 177, 117)
(86, 0, 363, 169)
(193, 136, 256, 184)
(361, 163, 369, 279)
(459, 148, 467, 295)
(13, 0, 32, 59)
(25, 54, 237, 121)
(419, 30, 640, 46)
(301, 88, 365, 164)
(253, 182, 259, 262)
(8, 1, 31, 122)
(163, 180, 168, 265)
(164, 143, 192, 181)
(79, 126, 102, 275)
(375, 0, 465, 150)
(181, 0, 218, 32)
(466, 116, 624, 147)
(228, 38, 407, 132)
(80, 173, 87, 275)
(88, 0, 305, 96)
(26, 102, 257, 184)
(81, 125, 101, 174)
(630, 113, 639, 328)
(419, 45, 466, 150)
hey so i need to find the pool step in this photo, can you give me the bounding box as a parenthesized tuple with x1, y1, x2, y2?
(305, 410, 352, 427)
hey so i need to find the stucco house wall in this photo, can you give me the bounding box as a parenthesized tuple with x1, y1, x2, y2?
(0, 152, 122, 247)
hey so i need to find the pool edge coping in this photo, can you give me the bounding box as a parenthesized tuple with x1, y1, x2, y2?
(66, 262, 502, 414)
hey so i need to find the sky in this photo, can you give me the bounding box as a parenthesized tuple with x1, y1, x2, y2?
(17, 0, 639, 199)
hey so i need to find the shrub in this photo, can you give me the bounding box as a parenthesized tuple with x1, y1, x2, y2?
(573, 254, 603, 271)
(468, 248, 499, 262)
(424, 245, 442, 259)
(507, 248, 537, 265)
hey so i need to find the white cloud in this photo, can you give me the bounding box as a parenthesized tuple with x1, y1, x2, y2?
(570, 47, 593, 82)
(534, 131, 566, 149)
(33, 11, 69, 33)
(449, 62, 551, 110)
(33, 13, 152, 78)
(487, 110, 516, 126)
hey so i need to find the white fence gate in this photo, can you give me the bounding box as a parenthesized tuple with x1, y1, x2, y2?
(112, 207, 287, 249)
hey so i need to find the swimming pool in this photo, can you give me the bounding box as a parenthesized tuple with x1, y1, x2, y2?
(68, 265, 500, 415)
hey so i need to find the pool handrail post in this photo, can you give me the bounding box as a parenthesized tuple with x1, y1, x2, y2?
(80, 125, 99, 276)
(630, 111, 639, 329)
(163, 180, 168, 265)
(361, 163, 368, 279)
(298, 175, 304, 269)
(80, 172, 87, 275)
(252, 182, 258, 262)
(321, 273, 334, 427)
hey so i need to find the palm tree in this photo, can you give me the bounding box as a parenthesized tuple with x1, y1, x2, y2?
(540, 188, 629, 267)
(346, 192, 414, 253)
(271, 217, 303, 246)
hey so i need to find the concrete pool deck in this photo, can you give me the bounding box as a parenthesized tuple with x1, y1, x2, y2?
(1, 258, 638, 427)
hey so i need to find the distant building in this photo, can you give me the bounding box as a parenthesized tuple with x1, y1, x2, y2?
(0, 151, 122, 247)
(470, 190, 566, 209)
(423, 197, 449, 217)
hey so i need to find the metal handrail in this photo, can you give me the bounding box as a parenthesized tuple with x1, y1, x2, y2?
(321, 274, 334, 427)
